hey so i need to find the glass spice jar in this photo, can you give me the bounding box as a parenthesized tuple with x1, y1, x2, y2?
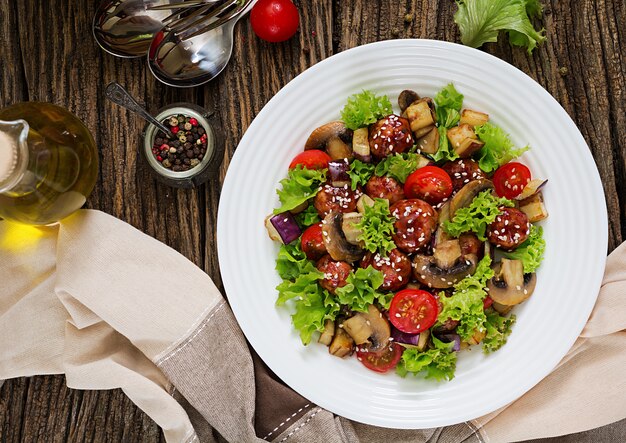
(140, 103, 220, 188)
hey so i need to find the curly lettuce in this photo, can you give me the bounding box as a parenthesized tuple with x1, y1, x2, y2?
(275, 242, 308, 281)
(348, 159, 376, 190)
(482, 309, 517, 353)
(355, 198, 396, 255)
(274, 165, 326, 214)
(438, 255, 494, 341)
(454, 0, 547, 54)
(375, 152, 429, 183)
(341, 90, 393, 130)
(435, 83, 464, 128)
(432, 84, 464, 163)
(504, 224, 545, 273)
(396, 336, 457, 381)
(292, 288, 340, 345)
(443, 190, 514, 240)
(474, 122, 529, 173)
(294, 204, 320, 228)
(335, 266, 385, 313)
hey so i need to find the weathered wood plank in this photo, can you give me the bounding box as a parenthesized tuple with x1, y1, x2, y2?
(0, 0, 625, 441)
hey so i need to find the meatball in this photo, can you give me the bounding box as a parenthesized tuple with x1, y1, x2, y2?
(390, 199, 438, 254)
(487, 207, 530, 250)
(360, 248, 411, 291)
(365, 176, 405, 204)
(441, 159, 486, 193)
(317, 255, 352, 294)
(369, 115, 414, 160)
(314, 182, 360, 217)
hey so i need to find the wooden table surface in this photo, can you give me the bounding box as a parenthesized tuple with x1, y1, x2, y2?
(1, 0, 625, 441)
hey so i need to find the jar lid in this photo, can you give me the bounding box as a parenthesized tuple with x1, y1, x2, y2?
(0, 120, 26, 187)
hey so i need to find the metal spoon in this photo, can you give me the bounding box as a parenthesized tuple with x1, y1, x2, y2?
(93, 0, 220, 58)
(105, 82, 174, 138)
(147, 0, 255, 88)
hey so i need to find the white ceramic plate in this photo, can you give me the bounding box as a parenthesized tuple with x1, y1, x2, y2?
(217, 40, 607, 428)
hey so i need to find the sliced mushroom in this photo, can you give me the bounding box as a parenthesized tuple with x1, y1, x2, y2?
(304, 121, 353, 155)
(416, 126, 439, 155)
(329, 325, 354, 357)
(433, 239, 463, 269)
(413, 253, 478, 289)
(449, 179, 494, 217)
(398, 89, 420, 112)
(342, 304, 391, 352)
(460, 109, 490, 127)
(519, 192, 549, 222)
(403, 98, 436, 134)
(318, 319, 335, 346)
(446, 124, 485, 158)
(341, 212, 364, 246)
(491, 301, 514, 315)
(487, 258, 537, 306)
(322, 211, 364, 262)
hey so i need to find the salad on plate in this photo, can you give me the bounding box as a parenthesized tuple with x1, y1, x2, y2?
(265, 84, 547, 381)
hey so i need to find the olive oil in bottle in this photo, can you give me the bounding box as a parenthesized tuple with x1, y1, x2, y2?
(0, 103, 99, 225)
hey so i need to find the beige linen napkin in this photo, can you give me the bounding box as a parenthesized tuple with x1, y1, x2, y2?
(1, 209, 625, 443)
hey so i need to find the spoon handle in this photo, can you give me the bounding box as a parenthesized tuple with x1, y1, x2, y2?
(105, 82, 173, 138)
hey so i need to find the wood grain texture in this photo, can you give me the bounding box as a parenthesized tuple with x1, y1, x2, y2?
(0, 0, 624, 441)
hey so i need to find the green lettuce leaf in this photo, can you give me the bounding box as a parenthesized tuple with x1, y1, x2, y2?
(438, 255, 494, 341)
(341, 90, 393, 130)
(454, 0, 547, 54)
(355, 198, 396, 255)
(375, 152, 429, 183)
(396, 336, 457, 381)
(274, 165, 326, 214)
(275, 262, 323, 306)
(431, 84, 463, 163)
(482, 310, 516, 353)
(376, 292, 395, 311)
(474, 122, 529, 173)
(275, 242, 308, 281)
(443, 190, 514, 240)
(431, 125, 459, 163)
(434, 83, 464, 128)
(292, 288, 340, 345)
(349, 159, 376, 190)
(504, 224, 545, 273)
(335, 266, 385, 313)
(294, 204, 320, 228)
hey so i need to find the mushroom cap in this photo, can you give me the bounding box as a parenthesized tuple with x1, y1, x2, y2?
(305, 121, 353, 151)
(342, 304, 391, 352)
(398, 89, 421, 112)
(322, 211, 364, 263)
(487, 259, 537, 306)
(412, 253, 478, 289)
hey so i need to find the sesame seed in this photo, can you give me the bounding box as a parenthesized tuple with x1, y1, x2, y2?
(395, 313, 401, 318)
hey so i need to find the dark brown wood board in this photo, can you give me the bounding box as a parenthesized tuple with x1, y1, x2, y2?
(0, 0, 624, 440)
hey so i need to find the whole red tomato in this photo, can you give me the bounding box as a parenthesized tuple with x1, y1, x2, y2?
(250, 0, 300, 43)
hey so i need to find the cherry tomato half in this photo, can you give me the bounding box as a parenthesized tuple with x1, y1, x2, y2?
(250, 0, 300, 43)
(300, 223, 326, 261)
(389, 289, 439, 334)
(404, 166, 453, 205)
(483, 296, 494, 310)
(493, 162, 531, 199)
(289, 150, 331, 170)
(356, 342, 403, 373)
